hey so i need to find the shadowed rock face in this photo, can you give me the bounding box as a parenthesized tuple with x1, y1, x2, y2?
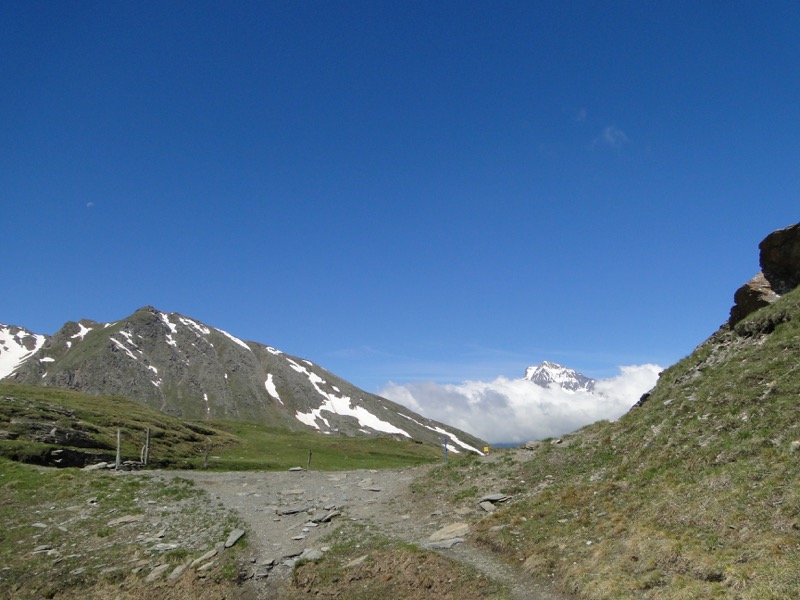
(729, 223, 800, 326)
(760, 222, 800, 295)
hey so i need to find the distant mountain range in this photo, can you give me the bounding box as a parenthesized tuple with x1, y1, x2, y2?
(0, 307, 484, 453)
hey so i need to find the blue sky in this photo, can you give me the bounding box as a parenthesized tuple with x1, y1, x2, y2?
(3, 1, 799, 394)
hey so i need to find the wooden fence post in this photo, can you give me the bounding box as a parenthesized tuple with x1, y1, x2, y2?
(115, 429, 121, 470)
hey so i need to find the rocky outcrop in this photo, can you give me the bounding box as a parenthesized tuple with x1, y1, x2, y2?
(760, 222, 800, 294)
(729, 223, 800, 326)
(729, 272, 779, 326)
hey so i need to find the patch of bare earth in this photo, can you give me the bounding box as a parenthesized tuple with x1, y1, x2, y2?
(167, 457, 572, 600)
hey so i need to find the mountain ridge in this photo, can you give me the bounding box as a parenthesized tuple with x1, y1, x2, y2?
(2, 306, 485, 454)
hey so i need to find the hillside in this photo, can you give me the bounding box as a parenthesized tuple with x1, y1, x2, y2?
(2, 306, 484, 453)
(412, 224, 800, 598)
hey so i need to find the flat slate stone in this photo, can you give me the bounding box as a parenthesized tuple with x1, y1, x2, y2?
(425, 537, 464, 550)
(225, 528, 246, 548)
(108, 514, 145, 526)
(480, 493, 511, 503)
(429, 522, 469, 542)
(277, 504, 312, 516)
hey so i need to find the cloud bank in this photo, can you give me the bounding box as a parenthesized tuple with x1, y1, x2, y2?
(380, 364, 661, 444)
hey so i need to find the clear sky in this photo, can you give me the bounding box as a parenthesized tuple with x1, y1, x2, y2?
(3, 1, 799, 394)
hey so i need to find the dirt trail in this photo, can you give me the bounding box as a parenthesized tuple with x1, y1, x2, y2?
(160, 464, 569, 600)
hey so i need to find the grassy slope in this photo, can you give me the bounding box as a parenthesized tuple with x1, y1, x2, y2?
(0, 383, 442, 471)
(424, 286, 800, 599)
(0, 457, 245, 599)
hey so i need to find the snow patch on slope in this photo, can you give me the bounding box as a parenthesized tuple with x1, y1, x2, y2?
(159, 313, 179, 347)
(288, 359, 410, 437)
(215, 328, 251, 352)
(111, 337, 139, 361)
(71, 323, 92, 340)
(178, 316, 210, 337)
(398, 413, 483, 455)
(265, 374, 283, 404)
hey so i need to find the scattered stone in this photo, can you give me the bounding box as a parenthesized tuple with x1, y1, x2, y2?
(429, 522, 469, 542)
(311, 510, 340, 523)
(190, 547, 219, 569)
(791, 441, 800, 453)
(31, 522, 47, 529)
(168, 562, 190, 580)
(225, 528, 246, 548)
(479, 501, 497, 513)
(108, 514, 145, 527)
(151, 543, 179, 552)
(254, 564, 273, 578)
(32, 545, 52, 554)
(300, 548, 324, 561)
(480, 493, 511, 503)
(277, 504, 312, 516)
(425, 537, 464, 549)
(283, 489, 305, 495)
(288, 467, 305, 472)
(82, 462, 109, 471)
(197, 560, 216, 572)
(145, 563, 170, 582)
(345, 555, 368, 568)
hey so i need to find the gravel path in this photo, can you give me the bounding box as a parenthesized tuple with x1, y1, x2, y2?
(157, 466, 570, 600)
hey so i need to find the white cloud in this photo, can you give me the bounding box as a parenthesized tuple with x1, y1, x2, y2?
(86, 201, 95, 208)
(593, 125, 630, 149)
(380, 364, 661, 444)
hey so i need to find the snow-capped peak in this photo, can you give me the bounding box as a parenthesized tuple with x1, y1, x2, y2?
(0, 324, 46, 378)
(524, 360, 596, 392)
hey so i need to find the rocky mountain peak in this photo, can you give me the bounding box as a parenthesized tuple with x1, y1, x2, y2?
(524, 361, 596, 392)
